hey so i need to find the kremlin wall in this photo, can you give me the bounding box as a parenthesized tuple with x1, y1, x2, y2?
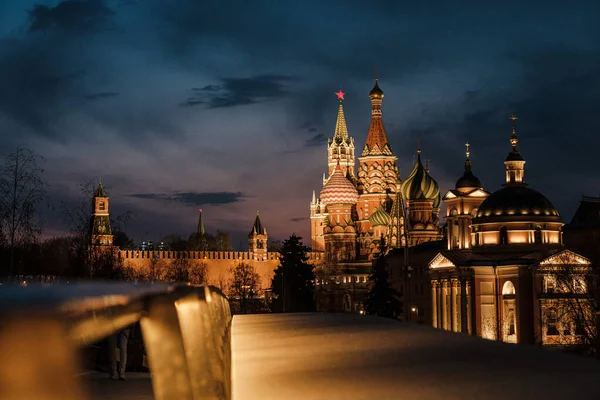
(89, 184, 323, 291)
(117, 248, 323, 291)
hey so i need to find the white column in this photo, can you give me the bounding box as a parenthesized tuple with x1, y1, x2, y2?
(453, 279, 461, 332)
(450, 280, 457, 332)
(431, 280, 438, 328)
(466, 281, 472, 335)
(441, 281, 448, 331)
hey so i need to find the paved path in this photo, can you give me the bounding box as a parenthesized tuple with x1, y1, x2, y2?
(83, 372, 153, 400)
(232, 313, 600, 400)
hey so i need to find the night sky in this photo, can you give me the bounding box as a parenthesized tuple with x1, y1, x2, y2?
(1, 0, 599, 249)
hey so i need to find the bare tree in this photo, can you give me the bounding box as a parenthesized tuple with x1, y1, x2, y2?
(535, 251, 596, 354)
(165, 255, 191, 282)
(0, 147, 46, 276)
(143, 254, 166, 282)
(229, 262, 261, 314)
(188, 260, 208, 285)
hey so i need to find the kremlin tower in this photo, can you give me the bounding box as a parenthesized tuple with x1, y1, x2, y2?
(90, 183, 113, 246)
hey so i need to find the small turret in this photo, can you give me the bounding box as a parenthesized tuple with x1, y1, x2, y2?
(504, 114, 527, 186)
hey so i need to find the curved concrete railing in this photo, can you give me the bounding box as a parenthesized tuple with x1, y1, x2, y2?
(0, 283, 232, 400)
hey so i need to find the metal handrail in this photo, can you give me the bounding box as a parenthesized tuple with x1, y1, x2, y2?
(0, 283, 232, 400)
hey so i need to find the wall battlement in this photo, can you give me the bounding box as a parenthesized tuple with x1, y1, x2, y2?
(118, 249, 325, 291)
(119, 250, 324, 262)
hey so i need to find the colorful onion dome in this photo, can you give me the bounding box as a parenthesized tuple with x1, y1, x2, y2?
(401, 151, 440, 203)
(369, 204, 390, 226)
(320, 163, 359, 206)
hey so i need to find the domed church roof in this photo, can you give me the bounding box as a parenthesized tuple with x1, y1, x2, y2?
(369, 204, 390, 226)
(401, 151, 440, 204)
(456, 143, 482, 189)
(473, 186, 560, 223)
(369, 78, 384, 98)
(456, 171, 482, 190)
(320, 163, 359, 206)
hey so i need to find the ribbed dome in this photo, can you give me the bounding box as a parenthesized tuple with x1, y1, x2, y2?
(473, 186, 560, 223)
(401, 153, 440, 203)
(320, 164, 359, 206)
(369, 204, 390, 226)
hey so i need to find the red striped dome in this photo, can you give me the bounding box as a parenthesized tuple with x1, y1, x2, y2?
(320, 164, 358, 206)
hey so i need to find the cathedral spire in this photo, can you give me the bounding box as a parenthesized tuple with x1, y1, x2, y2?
(509, 113, 519, 151)
(333, 90, 348, 142)
(362, 78, 392, 156)
(197, 208, 205, 236)
(327, 90, 356, 179)
(464, 142, 472, 172)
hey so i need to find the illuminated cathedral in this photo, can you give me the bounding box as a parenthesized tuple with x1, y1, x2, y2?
(310, 80, 444, 312)
(310, 80, 442, 265)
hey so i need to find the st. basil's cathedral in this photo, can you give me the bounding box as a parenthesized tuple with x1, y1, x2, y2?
(310, 79, 442, 264)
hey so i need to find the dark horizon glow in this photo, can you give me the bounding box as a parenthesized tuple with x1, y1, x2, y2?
(1, 1, 599, 249)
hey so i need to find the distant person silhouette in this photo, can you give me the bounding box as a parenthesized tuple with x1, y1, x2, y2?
(109, 328, 130, 380)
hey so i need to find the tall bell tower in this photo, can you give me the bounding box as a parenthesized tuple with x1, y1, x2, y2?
(90, 183, 113, 246)
(356, 79, 400, 256)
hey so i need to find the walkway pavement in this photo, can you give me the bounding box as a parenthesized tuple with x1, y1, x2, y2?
(232, 313, 600, 400)
(83, 372, 153, 400)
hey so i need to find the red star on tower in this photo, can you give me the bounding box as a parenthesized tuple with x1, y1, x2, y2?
(335, 90, 345, 100)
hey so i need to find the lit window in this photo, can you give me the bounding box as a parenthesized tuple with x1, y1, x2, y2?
(547, 309, 559, 336)
(545, 276, 556, 293)
(99, 201, 105, 211)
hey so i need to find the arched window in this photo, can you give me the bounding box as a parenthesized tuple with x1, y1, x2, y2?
(99, 201, 105, 211)
(534, 226, 542, 244)
(499, 226, 508, 245)
(502, 281, 516, 296)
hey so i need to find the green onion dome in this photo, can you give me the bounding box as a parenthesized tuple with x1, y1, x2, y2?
(400, 152, 440, 203)
(369, 204, 390, 226)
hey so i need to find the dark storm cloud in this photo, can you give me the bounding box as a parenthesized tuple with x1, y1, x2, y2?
(180, 74, 299, 109)
(305, 133, 327, 147)
(85, 92, 119, 100)
(128, 191, 246, 206)
(0, 0, 118, 138)
(28, 0, 114, 32)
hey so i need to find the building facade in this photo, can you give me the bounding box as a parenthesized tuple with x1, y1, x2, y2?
(428, 116, 592, 346)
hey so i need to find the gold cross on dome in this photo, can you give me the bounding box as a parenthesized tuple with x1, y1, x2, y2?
(509, 113, 518, 134)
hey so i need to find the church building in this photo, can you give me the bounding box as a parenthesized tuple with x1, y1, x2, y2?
(310, 80, 443, 312)
(428, 116, 592, 346)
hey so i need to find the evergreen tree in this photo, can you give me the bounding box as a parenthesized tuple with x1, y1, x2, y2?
(365, 238, 402, 319)
(271, 234, 315, 312)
